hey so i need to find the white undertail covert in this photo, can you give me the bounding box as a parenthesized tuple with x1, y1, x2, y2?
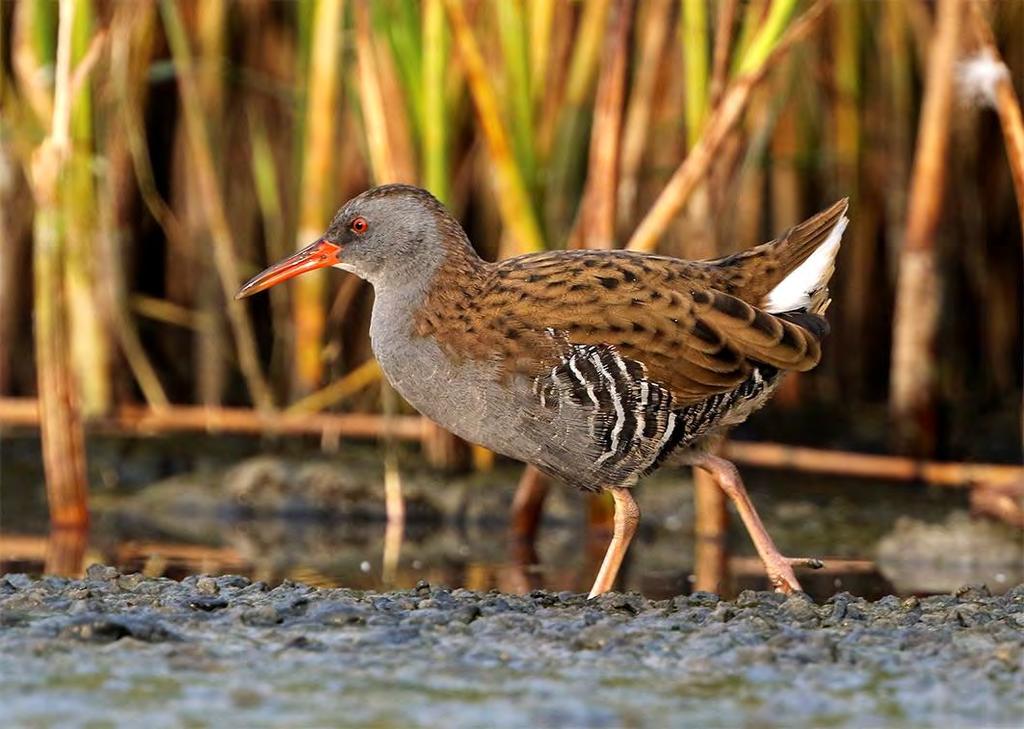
(763, 215, 849, 313)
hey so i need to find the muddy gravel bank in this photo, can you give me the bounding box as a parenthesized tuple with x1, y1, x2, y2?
(1, 567, 1021, 728)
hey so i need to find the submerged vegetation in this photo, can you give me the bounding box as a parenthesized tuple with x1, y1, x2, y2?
(0, 1, 1022, 515)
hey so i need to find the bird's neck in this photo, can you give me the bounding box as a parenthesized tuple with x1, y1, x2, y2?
(369, 231, 487, 355)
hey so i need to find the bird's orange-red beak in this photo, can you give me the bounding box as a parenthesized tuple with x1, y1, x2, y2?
(235, 239, 341, 299)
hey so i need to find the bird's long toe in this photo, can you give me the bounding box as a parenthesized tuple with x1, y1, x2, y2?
(788, 557, 825, 569)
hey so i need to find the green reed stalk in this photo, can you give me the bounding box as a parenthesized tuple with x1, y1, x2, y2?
(193, 0, 227, 408)
(63, 0, 110, 416)
(682, 0, 710, 148)
(422, 0, 449, 203)
(731, 0, 767, 73)
(496, 0, 537, 197)
(445, 0, 545, 252)
(737, 0, 799, 75)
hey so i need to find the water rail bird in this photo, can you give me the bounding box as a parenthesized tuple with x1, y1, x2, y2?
(237, 184, 849, 597)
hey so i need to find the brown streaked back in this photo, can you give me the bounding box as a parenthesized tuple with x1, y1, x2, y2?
(413, 199, 849, 406)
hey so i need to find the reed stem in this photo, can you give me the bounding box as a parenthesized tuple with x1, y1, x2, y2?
(64, 0, 110, 416)
(292, 0, 345, 395)
(889, 0, 962, 453)
(160, 0, 274, 411)
(444, 0, 545, 253)
(618, 0, 673, 231)
(627, 0, 827, 252)
(31, 0, 89, 528)
(422, 0, 449, 203)
(682, 0, 710, 147)
(570, 0, 634, 250)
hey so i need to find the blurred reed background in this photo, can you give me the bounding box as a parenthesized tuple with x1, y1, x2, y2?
(0, 0, 1022, 528)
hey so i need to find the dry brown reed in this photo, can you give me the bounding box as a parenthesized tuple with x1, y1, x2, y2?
(889, 0, 962, 453)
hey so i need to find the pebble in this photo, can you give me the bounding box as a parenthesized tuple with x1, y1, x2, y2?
(85, 564, 119, 581)
(781, 594, 820, 624)
(196, 577, 220, 595)
(58, 614, 179, 643)
(117, 573, 145, 591)
(241, 605, 282, 626)
(187, 596, 229, 612)
(2, 574, 33, 590)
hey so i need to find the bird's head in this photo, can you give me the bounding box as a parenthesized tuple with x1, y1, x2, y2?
(235, 184, 461, 299)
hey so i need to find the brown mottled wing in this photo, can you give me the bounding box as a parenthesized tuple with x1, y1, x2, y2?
(475, 250, 824, 405)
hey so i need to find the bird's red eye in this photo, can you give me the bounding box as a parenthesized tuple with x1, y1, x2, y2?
(351, 217, 368, 234)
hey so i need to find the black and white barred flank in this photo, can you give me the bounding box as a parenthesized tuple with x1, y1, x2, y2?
(532, 343, 777, 490)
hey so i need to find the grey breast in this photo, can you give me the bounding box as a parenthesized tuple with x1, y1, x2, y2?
(367, 282, 533, 461)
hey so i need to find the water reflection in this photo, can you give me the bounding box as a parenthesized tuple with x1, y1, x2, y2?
(1, 437, 1020, 601)
(2, 511, 1019, 602)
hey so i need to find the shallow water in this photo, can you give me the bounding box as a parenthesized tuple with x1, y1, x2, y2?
(2, 434, 1020, 602)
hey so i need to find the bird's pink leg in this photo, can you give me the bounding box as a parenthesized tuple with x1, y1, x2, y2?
(694, 453, 819, 594)
(588, 488, 640, 598)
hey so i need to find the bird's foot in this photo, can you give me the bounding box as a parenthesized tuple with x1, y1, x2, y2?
(766, 555, 825, 594)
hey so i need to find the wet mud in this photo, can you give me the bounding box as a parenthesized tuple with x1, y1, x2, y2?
(2, 567, 1021, 727)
